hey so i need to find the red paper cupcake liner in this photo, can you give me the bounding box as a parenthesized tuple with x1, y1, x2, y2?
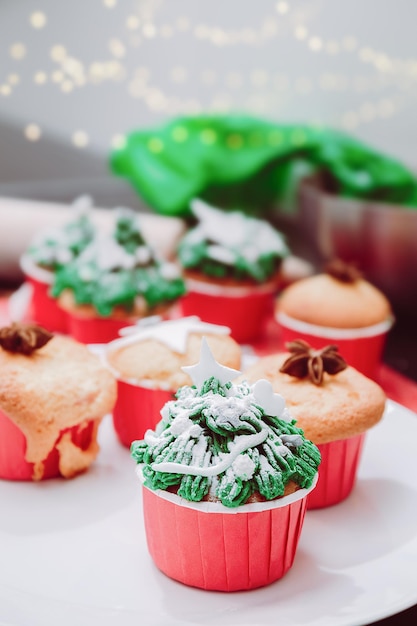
(0, 408, 97, 481)
(306, 433, 366, 509)
(20, 255, 68, 334)
(140, 475, 317, 591)
(276, 312, 393, 380)
(180, 280, 277, 344)
(25, 276, 69, 334)
(112, 381, 174, 448)
(65, 312, 139, 345)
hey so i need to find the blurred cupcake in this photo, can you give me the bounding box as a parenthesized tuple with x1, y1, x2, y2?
(51, 208, 186, 344)
(240, 339, 386, 509)
(19, 196, 95, 333)
(130, 338, 320, 591)
(177, 199, 290, 343)
(0, 322, 116, 481)
(275, 259, 394, 380)
(105, 316, 241, 447)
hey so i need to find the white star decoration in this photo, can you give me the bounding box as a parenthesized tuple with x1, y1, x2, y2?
(111, 316, 231, 354)
(182, 337, 241, 390)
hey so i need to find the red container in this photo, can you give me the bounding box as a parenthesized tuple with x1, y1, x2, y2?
(112, 381, 174, 447)
(20, 255, 68, 333)
(276, 311, 393, 381)
(180, 278, 277, 344)
(306, 433, 366, 509)
(140, 474, 317, 591)
(65, 310, 139, 345)
(0, 408, 98, 481)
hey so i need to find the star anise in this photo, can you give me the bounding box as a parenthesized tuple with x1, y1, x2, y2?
(324, 258, 362, 283)
(0, 322, 53, 355)
(279, 339, 347, 385)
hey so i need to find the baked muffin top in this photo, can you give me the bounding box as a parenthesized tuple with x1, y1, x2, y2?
(0, 324, 116, 478)
(240, 348, 386, 444)
(105, 316, 241, 391)
(276, 261, 392, 328)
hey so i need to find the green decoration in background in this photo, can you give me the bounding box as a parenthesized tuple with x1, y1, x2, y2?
(110, 114, 417, 217)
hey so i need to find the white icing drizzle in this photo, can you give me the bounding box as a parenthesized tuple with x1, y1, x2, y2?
(188, 198, 289, 265)
(28, 201, 94, 265)
(76, 234, 139, 272)
(106, 316, 232, 353)
(151, 429, 268, 477)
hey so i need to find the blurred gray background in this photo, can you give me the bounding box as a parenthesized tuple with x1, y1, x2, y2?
(1, 0, 417, 385)
(1, 0, 417, 206)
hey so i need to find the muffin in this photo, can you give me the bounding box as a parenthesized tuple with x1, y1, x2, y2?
(105, 316, 242, 447)
(20, 198, 95, 333)
(275, 259, 394, 380)
(240, 339, 386, 509)
(130, 338, 320, 591)
(177, 198, 290, 343)
(51, 208, 186, 344)
(0, 322, 117, 481)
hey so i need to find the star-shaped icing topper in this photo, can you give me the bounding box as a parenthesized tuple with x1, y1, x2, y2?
(181, 336, 241, 390)
(110, 316, 231, 354)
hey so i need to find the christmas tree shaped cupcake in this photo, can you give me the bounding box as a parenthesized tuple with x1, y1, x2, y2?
(52, 208, 186, 343)
(177, 199, 290, 343)
(131, 338, 320, 591)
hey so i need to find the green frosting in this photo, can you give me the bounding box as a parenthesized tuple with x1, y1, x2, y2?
(114, 210, 147, 253)
(28, 211, 95, 270)
(177, 200, 289, 282)
(110, 114, 417, 217)
(51, 209, 186, 316)
(131, 376, 321, 508)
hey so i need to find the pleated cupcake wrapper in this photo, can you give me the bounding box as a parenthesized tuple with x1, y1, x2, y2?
(180, 279, 277, 344)
(20, 255, 68, 333)
(139, 471, 318, 591)
(112, 380, 174, 448)
(276, 311, 393, 380)
(65, 311, 140, 345)
(0, 408, 97, 481)
(307, 433, 366, 510)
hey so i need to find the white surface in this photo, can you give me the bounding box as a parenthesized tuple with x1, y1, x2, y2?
(1, 400, 417, 626)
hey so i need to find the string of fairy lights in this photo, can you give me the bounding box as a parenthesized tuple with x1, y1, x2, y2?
(1, 0, 416, 151)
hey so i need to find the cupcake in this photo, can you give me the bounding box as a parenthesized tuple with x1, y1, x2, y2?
(130, 338, 320, 591)
(240, 339, 386, 509)
(177, 199, 290, 343)
(275, 259, 394, 380)
(51, 208, 186, 344)
(0, 322, 117, 481)
(105, 316, 242, 447)
(20, 197, 95, 333)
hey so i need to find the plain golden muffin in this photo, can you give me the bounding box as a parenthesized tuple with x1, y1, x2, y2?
(0, 323, 117, 479)
(276, 261, 392, 329)
(106, 330, 241, 391)
(239, 350, 386, 444)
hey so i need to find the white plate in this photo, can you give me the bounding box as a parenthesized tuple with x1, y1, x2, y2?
(1, 400, 416, 626)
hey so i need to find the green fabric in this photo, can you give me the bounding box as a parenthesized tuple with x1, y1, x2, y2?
(109, 114, 417, 217)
